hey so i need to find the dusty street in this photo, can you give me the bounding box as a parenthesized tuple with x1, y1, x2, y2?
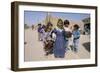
(24, 28, 90, 61)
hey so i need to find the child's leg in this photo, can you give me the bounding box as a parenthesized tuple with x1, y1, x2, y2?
(48, 48, 53, 54)
(74, 39, 79, 52)
(40, 33, 43, 41)
(45, 49, 53, 56)
(70, 35, 74, 50)
(65, 40, 69, 51)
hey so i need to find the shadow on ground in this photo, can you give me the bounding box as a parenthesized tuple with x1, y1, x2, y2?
(82, 42, 90, 52)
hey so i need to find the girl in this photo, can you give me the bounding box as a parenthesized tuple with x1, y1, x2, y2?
(52, 19, 66, 58)
(72, 24, 80, 52)
(42, 22, 54, 56)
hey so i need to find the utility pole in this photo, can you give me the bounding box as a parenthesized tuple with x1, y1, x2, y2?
(46, 12, 51, 24)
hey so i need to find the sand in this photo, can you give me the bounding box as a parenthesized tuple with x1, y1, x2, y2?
(24, 28, 90, 61)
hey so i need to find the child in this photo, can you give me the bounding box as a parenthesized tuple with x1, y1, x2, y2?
(63, 20, 72, 51)
(72, 24, 80, 52)
(52, 19, 66, 58)
(42, 22, 54, 56)
(37, 23, 43, 41)
(32, 25, 34, 30)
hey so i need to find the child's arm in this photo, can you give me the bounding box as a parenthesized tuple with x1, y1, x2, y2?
(51, 29, 57, 41)
(73, 31, 80, 40)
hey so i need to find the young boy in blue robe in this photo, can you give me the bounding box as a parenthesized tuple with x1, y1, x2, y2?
(72, 24, 80, 52)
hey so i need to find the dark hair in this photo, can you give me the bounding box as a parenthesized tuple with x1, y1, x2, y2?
(45, 22, 53, 32)
(64, 20, 70, 25)
(74, 24, 79, 29)
(47, 22, 53, 27)
(42, 25, 46, 28)
(38, 23, 41, 26)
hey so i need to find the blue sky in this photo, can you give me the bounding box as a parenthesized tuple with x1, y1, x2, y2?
(24, 11, 90, 26)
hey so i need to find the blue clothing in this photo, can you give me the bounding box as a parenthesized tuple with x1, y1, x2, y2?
(38, 26, 42, 33)
(73, 39, 79, 52)
(72, 30, 80, 52)
(53, 28, 66, 58)
(73, 30, 80, 39)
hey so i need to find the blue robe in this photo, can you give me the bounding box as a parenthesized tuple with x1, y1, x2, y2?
(53, 28, 66, 58)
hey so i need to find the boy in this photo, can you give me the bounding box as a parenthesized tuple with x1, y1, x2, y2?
(63, 20, 72, 51)
(72, 24, 80, 52)
(37, 23, 42, 41)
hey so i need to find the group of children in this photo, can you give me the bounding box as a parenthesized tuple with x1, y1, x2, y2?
(37, 19, 80, 58)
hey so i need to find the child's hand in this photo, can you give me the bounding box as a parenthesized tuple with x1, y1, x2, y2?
(74, 37, 80, 40)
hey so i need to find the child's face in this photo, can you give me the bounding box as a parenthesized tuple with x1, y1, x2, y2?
(47, 28, 51, 32)
(49, 25, 52, 29)
(64, 24, 69, 27)
(73, 27, 77, 31)
(57, 21, 63, 29)
(46, 25, 52, 32)
(38, 25, 41, 27)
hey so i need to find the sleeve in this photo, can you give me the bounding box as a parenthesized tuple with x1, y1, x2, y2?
(51, 28, 57, 41)
(77, 31, 80, 38)
(73, 31, 80, 40)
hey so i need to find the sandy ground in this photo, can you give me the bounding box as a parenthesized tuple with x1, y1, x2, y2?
(24, 28, 90, 61)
